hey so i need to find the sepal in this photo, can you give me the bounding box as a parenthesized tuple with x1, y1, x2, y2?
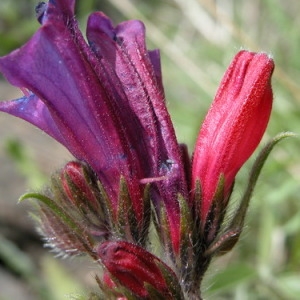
(177, 194, 194, 272)
(116, 178, 151, 245)
(155, 259, 184, 300)
(117, 177, 138, 241)
(19, 192, 95, 258)
(204, 228, 241, 257)
(202, 174, 227, 244)
(97, 272, 138, 300)
(141, 183, 152, 245)
(154, 202, 173, 256)
(205, 132, 296, 256)
(233, 131, 296, 225)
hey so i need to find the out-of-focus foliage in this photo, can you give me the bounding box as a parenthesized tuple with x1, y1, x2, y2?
(0, 0, 299, 299)
(0, 0, 38, 55)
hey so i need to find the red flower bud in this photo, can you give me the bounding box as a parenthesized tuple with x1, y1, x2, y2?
(61, 161, 98, 208)
(57, 161, 110, 242)
(97, 241, 180, 299)
(192, 50, 274, 222)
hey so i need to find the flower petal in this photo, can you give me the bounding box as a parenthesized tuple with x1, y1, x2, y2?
(87, 13, 185, 186)
(87, 13, 188, 251)
(0, 93, 65, 145)
(0, 1, 144, 220)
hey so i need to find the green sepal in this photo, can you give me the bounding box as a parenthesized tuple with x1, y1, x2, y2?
(156, 203, 172, 254)
(178, 194, 194, 268)
(235, 132, 296, 225)
(178, 193, 192, 246)
(117, 177, 138, 242)
(19, 193, 95, 257)
(190, 179, 203, 248)
(211, 132, 296, 256)
(144, 283, 167, 300)
(95, 273, 139, 300)
(193, 179, 202, 222)
(140, 183, 151, 246)
(97, 180, 115, 232)
(203, 174, 226, 244)
(50, 174, 66, 205)
(156, 260, 185, 300)
(20, 193, 78, 232)
(204, 228, 241, 257)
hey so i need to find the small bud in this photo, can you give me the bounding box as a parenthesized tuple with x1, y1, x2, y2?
(97, 241, 183, 299)
(58, 161, 111, 239)
(61, 161, 99, 210)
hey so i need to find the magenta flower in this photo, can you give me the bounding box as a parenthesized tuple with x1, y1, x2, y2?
(192, 51, 274, 223)
(0, 0, 187, 248)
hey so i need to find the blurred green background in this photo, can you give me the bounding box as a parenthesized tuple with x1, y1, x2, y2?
(0, 0, 299, 299)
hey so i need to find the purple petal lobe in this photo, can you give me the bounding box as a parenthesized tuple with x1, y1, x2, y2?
(0, 15, 133, 201)
(87, 13, 188, 251)
(0, 94, 64, 145)
(87, 12, 187, 194)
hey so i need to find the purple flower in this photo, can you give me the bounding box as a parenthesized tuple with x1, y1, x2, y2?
(0, 0, 187, 247)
